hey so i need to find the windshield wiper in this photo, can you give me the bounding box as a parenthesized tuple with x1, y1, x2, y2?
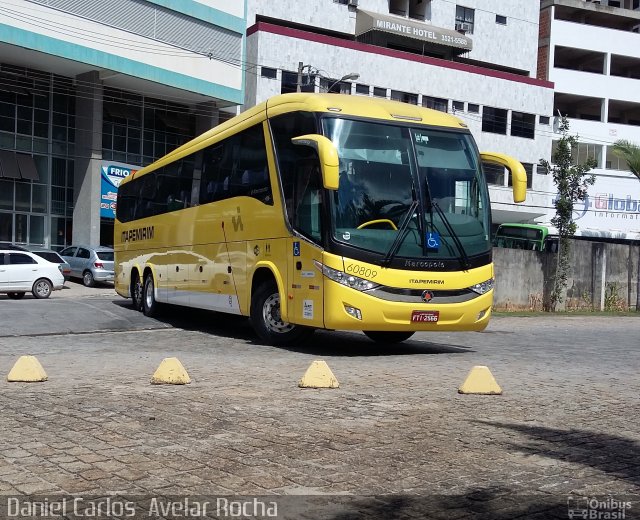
(431, 201, 472, 270)
(381, 188, 418, 268)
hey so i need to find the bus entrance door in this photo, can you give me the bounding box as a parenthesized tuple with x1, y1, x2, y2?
(289, 239, 324, 328)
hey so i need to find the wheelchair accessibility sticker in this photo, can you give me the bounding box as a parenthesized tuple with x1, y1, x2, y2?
(293, 241, 301, 257)
(426, 232, 441, 250)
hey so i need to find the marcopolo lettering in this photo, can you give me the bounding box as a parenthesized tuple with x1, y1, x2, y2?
(404, 260, 446, 269)
(410, 279, 445, 284)
(121, 226, 154, 243)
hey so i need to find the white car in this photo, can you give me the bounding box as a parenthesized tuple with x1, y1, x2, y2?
(0, 250, 65, 299)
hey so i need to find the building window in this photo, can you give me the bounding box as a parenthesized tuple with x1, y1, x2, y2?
(355, 84, 370, 95)
(482, 106, 507, 135)
(391, 90, 418, 105)
(423, 96, 448, 112)
(452, 100, 465, 112)
(539, 116, 550, 125)
(553, 140, 603, 168)
(483, 162, 505, 186)
(511, 111, 536, 139)
(260, 67, 277, 79)
(373, 87, 387, 98)
(389, 0, 406, 17)
(281, 71, 299, 94)
(468, 103, 480, 113)
(496, 15, 507, 25)
(455, 6, 475, 34)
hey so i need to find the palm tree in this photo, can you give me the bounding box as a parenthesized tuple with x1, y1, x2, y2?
(612, 139, 640, 314)
(612, 140, 640, 181)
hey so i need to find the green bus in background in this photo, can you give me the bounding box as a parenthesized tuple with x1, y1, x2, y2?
(493, 223, 557, 252)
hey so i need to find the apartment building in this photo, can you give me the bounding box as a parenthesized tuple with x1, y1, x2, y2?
(539, 0, 640, 240)
(0, 0, 245, 247)
(244, 0, 555, 229)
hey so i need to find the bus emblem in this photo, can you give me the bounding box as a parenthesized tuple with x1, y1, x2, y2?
(421, 290, 434, 303)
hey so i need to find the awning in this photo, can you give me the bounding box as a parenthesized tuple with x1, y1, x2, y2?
(16, 153, 39, 181)
(0, 150, 20, 179)
(355, 10, 472, 52)
(0, 151, 39, 181)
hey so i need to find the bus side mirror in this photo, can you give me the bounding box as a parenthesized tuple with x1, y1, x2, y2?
(480, 152, 527, 203)
(291, 134, 339, 190)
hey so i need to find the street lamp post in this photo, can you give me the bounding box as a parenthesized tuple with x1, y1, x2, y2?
(325, 73, 360, 93)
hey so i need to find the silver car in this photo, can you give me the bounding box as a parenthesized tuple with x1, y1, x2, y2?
(59, 245, 115, 287)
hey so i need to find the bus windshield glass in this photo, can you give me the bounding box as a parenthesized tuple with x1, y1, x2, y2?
(323, 117, 491, 261)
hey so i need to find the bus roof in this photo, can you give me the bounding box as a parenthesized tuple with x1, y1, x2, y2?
(122, 93, 469, 186)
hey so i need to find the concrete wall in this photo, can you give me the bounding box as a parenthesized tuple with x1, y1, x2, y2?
(493, 240, 640, 311)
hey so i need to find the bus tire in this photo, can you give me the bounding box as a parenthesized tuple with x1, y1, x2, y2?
(250, 281, 313, 346)
(131, 271, 143, 312)
(363, 331, 415, 344)
(142, 273, 159, 318)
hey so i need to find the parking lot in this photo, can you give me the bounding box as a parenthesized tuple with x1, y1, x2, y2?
(0, 284, 639, 519)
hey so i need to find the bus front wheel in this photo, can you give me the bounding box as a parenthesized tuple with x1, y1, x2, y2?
(363, 331, 415, 344)
(250, 281, 313, 345)
(142, 273, 159, 317)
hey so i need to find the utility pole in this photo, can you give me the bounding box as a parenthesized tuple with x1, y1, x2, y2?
(296, 61, 304, 93)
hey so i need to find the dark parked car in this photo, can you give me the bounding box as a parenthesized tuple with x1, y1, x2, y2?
(59, 245, 115, 287)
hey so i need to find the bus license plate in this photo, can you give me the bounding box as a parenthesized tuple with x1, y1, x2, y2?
(411, 311, 439, 323)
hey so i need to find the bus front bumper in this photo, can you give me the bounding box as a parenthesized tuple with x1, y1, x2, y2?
(323, 282, 493, 332)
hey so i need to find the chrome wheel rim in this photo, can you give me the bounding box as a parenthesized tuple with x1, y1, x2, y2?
(145, 279, 154, 308)
(83, 272, 92, 285)
(262, 293, 294, 334)
(35, 281, 50, 297)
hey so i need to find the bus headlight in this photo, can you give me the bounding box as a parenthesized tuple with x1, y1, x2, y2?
(469, 278, 495, 295)
(314, 261, 380, 292)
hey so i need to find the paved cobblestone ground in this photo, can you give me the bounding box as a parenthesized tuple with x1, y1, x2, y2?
(0, 294, 639, 518)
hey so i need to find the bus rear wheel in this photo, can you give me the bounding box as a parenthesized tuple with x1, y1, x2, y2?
(363, 331, 415, 344)
(250, 281, 313, 345)
(142, 273, 160, 318)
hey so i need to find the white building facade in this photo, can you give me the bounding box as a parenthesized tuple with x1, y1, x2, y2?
(539, 0, 640, 241)
(244, 0, 556, 229)
(0, 0, 245, 247)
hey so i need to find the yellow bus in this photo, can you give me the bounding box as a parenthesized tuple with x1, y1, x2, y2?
(115, 93, 526, 345)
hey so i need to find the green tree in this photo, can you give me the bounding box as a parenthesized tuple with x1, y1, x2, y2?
(539, 116, 596, 312)
(612, 139, 640, 181)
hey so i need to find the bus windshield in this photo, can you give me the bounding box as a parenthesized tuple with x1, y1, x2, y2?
(323, 117, 491, 262)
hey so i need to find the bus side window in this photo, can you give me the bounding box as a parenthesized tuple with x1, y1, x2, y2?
(200, 142, 228, 204)
(269, 111, 318, 229)
(230, 124, 273, 205)
(294, 158, 323, 242)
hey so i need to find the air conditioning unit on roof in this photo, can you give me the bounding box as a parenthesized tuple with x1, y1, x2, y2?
(455, 22, 471, 33)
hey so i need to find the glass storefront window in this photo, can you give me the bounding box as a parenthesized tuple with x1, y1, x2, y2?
(0, 212, 12, 241)
(14, 213, 28, 243)
(0, 180, 13, 210)
(30, 215, 45, 245)
(15, 182, 31, 212)
(32, 184, 47, 213)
